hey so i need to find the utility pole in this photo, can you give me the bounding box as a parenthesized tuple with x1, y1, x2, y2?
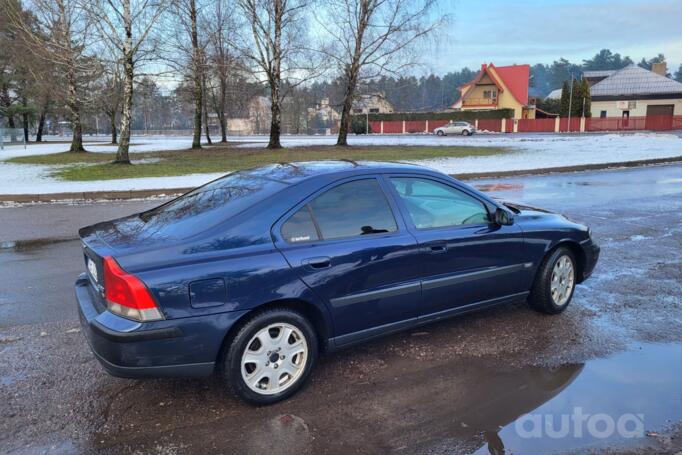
(366, 111, 369, 134)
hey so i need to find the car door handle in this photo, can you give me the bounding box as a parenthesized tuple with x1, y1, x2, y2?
(301, 256, 331, 269)
(426, 244, 447, 254)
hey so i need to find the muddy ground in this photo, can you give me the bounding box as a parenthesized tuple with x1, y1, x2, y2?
(1, 164, 681, 454)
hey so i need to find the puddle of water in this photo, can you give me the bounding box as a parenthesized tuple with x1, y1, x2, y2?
(0, 237, 77, 253)
(470, 343, 682, 454)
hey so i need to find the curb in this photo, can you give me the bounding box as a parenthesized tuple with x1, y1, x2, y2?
(1, 156, 681, 203)
(453, 156, 682, 180)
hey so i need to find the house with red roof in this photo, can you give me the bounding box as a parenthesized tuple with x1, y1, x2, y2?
(452, 63, 535, 119)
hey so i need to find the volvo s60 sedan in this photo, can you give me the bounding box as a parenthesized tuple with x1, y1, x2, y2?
(76, 161, 599, 404)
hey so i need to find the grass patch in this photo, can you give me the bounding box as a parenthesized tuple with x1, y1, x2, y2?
(6, 144, 509, 181)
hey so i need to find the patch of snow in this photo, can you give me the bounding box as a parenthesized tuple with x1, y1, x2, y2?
(0, 132, 681, 194)
(629, 235, 653, 241)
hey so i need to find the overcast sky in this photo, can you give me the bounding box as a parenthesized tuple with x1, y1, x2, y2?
(423, 0, 682, 74)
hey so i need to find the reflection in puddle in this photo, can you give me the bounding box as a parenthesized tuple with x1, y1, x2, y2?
(475, 183, 525, 193)
(470, 343, 682, 454)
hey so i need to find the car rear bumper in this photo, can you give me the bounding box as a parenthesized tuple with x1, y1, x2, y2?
(75, 274, 246, 379)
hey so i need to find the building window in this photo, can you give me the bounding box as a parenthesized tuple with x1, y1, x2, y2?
(353, 108, 363, 114)
(600, 111, 607, 118)
(483, 90, 497, 99)
(369, 108, 379, 113)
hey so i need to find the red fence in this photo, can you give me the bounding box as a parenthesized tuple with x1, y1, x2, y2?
(429, 119, 450, 130)
(518, 118, 555, 133)
(477, 119, 503, 132)
(366, 115, 682, 134)
(586, 115, 682, 132)
(405, 120, 426, 133)
(382, 120, 403, 134)
(558, 117, 580, 132)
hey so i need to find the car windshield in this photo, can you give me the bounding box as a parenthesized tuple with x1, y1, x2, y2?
(137, 171, 287, 239)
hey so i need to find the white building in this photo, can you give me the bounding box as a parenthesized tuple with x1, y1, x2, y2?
(352, 93, 394, 114)
(307, 98, 340, 123)
(588, 63, 682, 118)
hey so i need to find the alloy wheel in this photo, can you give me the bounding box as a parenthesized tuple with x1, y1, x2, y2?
(241, 323, 309, 395)
(550, 255, 575, 306)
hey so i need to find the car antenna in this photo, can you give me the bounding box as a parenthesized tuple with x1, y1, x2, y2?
(339, 158, 359, 167)
(278, 162, 300, 170)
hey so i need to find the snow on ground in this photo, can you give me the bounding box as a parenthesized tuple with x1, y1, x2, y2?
(1, 135, 193, 160)
(0, 132, 681, 194)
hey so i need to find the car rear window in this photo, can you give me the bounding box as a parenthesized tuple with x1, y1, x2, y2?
(137, 171, 287, 239)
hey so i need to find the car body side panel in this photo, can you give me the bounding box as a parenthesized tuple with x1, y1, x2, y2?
(131, 244, 333, 336)
(273, 175, 424, 340)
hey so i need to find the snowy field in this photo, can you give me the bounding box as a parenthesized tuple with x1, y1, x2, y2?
(1, 132, 681, 194)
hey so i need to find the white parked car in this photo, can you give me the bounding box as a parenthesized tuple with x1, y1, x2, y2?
(434, 121, 476, 136)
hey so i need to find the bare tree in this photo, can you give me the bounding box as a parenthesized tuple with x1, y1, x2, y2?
(160, 0, 211, 149)
(235, 0, 321, 149)
(94, 61, 124, 144)
(204, 0, 238, 143)
(5, 0, 96, 151)
(318, 0, 442, 146)
(85, 0, 166, 164)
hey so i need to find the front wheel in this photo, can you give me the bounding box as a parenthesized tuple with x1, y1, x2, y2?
(462, 129, 471, 136)
(222, 308, 318, 405)
(436, 130, 445, 136)
(529, 247, 577, 314)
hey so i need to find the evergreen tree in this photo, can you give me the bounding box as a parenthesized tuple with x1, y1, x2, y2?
(559, 80, 570, 117)
(570, 79, 583, 117)
(581, 79, 591, 117)
(674, 64, 682, 83)
(638, 54, 670, 76)
(582, 49, 633, 71)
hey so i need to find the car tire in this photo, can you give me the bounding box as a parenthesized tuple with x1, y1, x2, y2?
(222, 308, 318, 405)
(528, 247, 577, 315)
(462, 130, 471, 136)
(436, 130, 445, 136)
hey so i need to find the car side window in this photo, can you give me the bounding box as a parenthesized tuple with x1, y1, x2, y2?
(281, 205, 320, 243)
(282, 179, 397, 243)
(390, 177, 490, 229)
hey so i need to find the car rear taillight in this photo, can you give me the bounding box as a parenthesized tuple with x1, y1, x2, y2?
(103, 256, 164, 322)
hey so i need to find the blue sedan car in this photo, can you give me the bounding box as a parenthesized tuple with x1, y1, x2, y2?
(76, 161, 599, 404)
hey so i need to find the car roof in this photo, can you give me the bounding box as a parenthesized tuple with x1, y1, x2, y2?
(239, 160, 438, 185)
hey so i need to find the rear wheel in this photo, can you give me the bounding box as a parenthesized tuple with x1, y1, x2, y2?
(223, 308, 317, 405)
(529, 247, 576, 314)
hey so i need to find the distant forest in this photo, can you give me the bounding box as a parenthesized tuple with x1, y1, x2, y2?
(305, 49, 682, 113)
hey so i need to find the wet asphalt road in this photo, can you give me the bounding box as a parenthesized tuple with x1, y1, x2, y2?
(1, 164, 681, 454)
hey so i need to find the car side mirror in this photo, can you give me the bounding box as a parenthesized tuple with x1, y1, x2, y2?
(494, 208, 514, 226)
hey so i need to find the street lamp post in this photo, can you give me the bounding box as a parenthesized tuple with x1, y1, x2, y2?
(567, 74, 574, 133)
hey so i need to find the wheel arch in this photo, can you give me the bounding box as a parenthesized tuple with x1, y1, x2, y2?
(544, 240, 586, 283)
(216, 298, 332, 366)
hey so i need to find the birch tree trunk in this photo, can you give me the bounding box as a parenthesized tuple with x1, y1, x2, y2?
(115, 0, 134, 164)
(202, 74, 212, 145)
(190, 0, 202, 149)
(337, 66, 360, 146)
(266, 0, 283, 149)
(60, 1, 85, 152)
(218, 74, 227, 142)
(336, 0, 368, 146)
